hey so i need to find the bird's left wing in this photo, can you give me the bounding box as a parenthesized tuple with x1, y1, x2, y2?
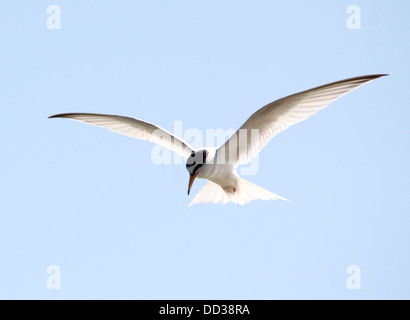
(219, 74, 387, 166)
(49, 113, 195, 158)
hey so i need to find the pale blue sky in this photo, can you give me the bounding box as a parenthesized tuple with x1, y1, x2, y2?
(0, 1, 409, 299)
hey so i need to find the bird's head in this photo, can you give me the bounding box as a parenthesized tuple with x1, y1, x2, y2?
(186, 149, 208, 195)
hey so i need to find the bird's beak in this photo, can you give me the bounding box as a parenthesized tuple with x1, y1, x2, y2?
(187, 172, 198, 196)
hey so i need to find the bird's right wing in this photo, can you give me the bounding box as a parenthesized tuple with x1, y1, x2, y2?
(219, 74, 387, 166)
(49, 113, 195, 158)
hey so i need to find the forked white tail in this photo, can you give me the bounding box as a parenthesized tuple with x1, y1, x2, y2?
(188, 177, 289, 206)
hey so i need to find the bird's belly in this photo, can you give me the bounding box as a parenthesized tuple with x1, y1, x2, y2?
(199, 163, 237, 192)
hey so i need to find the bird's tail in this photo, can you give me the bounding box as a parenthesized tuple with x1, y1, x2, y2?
(188, 178, 289, 207)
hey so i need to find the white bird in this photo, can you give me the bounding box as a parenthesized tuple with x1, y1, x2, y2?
(49, 74, 387, 206)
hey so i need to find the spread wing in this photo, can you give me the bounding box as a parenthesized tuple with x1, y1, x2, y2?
(219, 74, 387, 165)
(49, 113, 195, 158)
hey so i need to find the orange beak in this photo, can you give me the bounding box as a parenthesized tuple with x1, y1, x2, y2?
(187, 172, 198, 195)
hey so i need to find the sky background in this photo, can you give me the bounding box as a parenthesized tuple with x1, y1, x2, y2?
(0, 1, 409, 299)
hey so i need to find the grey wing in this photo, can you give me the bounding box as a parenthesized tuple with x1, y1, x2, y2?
(49, 113, 195, 158)
(219, 74, 387, 166)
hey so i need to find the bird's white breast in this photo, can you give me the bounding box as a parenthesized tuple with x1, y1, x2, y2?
(197, 148, 238, 192)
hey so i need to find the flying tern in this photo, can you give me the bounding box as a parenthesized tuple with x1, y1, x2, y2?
(49, 74, 387, 206)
